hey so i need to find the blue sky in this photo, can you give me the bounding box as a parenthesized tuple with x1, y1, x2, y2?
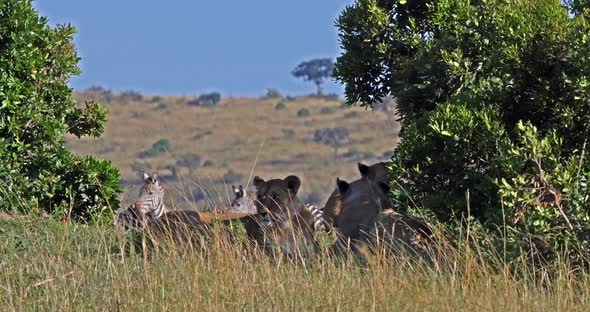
(33, 1, 353, 97)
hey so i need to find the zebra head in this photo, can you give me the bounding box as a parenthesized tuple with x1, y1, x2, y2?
(136, 172, 166, 220)
(115, 172, 167, 230)
(230, 185, 256, 214)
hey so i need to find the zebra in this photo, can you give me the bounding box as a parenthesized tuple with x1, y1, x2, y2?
(115, 172, 169, 231)
(230, 185, 257, 214)
(305, 203, 326, 232)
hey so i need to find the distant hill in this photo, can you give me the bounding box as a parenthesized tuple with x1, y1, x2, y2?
(69, 90, 399, 210)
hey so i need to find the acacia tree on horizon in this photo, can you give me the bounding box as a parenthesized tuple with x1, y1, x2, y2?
(291, 58, 335, 96)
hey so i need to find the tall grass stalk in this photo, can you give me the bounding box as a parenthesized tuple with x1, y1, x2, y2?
(1, 214, 590, 311)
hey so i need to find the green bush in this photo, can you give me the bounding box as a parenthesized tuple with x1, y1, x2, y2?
(265, 88, 282, 98)
(187, 92, 221, 107)
(275, 101, 287, 110)
(334, 0, 590, 266)
(297, 108, 311, 118)
(320, 106, 337, 115)
(343, 147, 375, 160)
(0, 0, 120, 221)
(84, 86, 114, 103)
(118, 90, 143, 103)
(139, 139, 171, 158)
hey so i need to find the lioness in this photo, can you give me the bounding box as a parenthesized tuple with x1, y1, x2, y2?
(334, 177, 432, 257)
(322, 162, 388, 230)
(244, 175, 317, 259)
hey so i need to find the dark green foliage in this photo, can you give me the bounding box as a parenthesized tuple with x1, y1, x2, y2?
(66, 101, 108, 138)
(335, 0, 590, 266)
(296, 108, 311, 118)
(568, 0, 590, 15)
(275, 101, 287, 110)
(292, 58, 335, 96)
(0, 0, 120, 221)
(139, 139, 171, 158)
(188, 92, 221, 107)
(202, 160, 214, 167)
(58, 157, 122, 221)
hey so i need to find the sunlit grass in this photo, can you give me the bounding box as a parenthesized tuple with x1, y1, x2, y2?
(1, 214, 589, 311)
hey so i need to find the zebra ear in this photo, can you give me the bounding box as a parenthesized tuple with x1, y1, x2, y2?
(142, 172, 150, 181)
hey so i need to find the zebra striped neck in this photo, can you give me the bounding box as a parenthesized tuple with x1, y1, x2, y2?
(152, 203, 168, 219)
(306, 204, 325, 232)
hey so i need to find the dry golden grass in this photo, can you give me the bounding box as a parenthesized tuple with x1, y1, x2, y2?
(2, 216, 590, 311)
(68, 92, 398, 209)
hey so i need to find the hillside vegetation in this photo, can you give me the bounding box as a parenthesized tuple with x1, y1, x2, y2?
(70, 90, 398, 209)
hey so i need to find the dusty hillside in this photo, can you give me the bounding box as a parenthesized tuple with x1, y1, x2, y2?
(69, 90, 399, 209)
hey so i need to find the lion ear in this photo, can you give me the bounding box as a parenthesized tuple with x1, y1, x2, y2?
(337, 178, 350, 195)
(253, 176, 265, 189)
(284, 175, 301, 195)
(358, 162, 370, 178)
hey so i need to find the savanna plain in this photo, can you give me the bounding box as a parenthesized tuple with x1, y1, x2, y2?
(1, 91, 589, 311)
